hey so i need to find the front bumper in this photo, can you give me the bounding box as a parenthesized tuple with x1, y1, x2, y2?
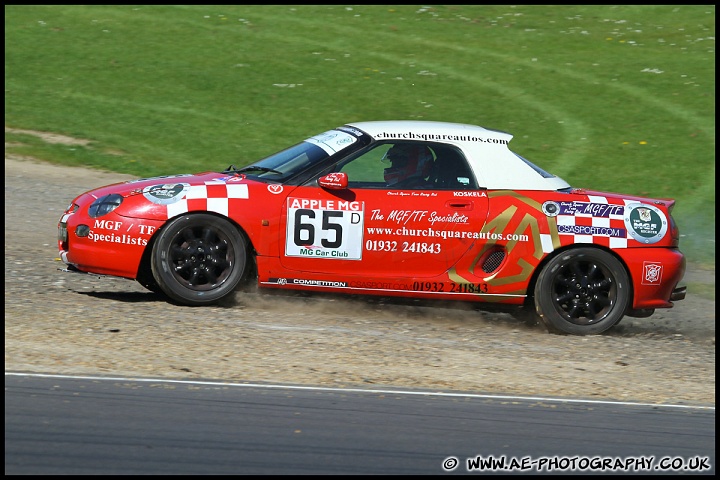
(58, 208, 163, 279)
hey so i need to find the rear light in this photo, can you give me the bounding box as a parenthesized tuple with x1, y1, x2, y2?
(58, 222, 68, 243)
(669, 214, 680, 246)
(58, 221, 69, 252)
(667, 202, 680, 247)
(58, 203, 79, 251)
(64, 203, 79, 214)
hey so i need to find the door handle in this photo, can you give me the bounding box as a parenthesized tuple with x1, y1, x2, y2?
(445, 201, 473, 210)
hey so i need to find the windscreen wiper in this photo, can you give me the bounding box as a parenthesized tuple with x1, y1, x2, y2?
(223, 165, 282, 175)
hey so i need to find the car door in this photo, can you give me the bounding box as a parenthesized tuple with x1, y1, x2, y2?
(279, 141, 488, 279)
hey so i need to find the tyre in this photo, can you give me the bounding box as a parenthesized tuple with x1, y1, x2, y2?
(151, 214, 248, 306)
(534, 248, 630, 335)
(136, 267, 163, 295)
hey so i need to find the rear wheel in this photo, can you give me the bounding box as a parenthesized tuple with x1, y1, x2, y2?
(534, 248, 629, 335)
(151, 214, 248, 306)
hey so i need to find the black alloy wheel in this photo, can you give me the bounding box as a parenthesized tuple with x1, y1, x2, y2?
(534, 248, 630, 335)
(151, 214, 248, 305)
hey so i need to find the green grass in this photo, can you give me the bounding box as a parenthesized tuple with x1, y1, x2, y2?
(5, 5, 715, 266)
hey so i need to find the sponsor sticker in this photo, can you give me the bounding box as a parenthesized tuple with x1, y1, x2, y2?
(143, 183, 190, 205)
(305, 130, 358, 154)
(642, 262, 663, 285)
(319, 173, 346, 188)
(624, 203, 668, 244)
(217, 175, 246, 183)
(556, 201, 624, 217)
(556, 224, 626, 238)
(269, 277, 348, 288)
(542, 201, 560, 217)
(452, 191, 486, 197)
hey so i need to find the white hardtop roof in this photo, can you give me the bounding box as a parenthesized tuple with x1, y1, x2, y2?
(347, 120, 512, 143)
(345, 120, 570, 191)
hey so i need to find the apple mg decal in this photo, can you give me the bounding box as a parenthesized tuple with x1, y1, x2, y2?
(286, 198, 365, 259)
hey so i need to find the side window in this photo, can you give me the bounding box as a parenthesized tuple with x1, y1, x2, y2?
(428, 146, 477, 190)
(313, 142, 478, 190)
(338, 142, 436, 189)
(339, 144, 390, 184)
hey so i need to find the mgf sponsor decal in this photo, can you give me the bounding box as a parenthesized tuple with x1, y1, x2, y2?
(87, 231, 149, 246)
(428, 212, 469, 225)
(558, 201, 624, 217)
(624, 203, 668, 244)
(143, 183, 190, 205)
(370, 208, 469, 226)
(86, 219, 155, 246)
(543, 200, 625, 219)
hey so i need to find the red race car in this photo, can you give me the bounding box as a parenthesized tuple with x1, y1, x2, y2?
(58, 121, 686, 335)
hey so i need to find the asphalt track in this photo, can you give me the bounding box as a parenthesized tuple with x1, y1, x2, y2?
(5, 373, 715, 475)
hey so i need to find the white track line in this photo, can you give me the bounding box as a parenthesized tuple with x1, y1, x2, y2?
(5, 372, 714, 411)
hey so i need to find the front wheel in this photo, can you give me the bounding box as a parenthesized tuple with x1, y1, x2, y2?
(151, 214, 248, 306)
(534, 248, 630, 335)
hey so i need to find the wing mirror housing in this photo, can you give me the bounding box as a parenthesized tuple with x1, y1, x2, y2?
(318, 172, 348, 190)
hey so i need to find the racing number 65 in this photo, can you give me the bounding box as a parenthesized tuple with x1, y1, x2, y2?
(293, 209, 343, 248)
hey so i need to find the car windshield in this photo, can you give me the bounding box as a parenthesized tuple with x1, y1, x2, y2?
(226, 129, 360, 183)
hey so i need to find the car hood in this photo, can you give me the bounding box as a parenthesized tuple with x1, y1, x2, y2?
(72, 171, 286, 222)
(81, 171, 228, 198)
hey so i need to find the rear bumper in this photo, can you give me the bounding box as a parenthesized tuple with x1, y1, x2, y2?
(623, 248, 686, 310)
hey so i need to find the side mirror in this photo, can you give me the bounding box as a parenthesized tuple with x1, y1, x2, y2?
(318, 172, 348, 190)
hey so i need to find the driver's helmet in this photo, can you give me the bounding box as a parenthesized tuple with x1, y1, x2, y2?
(382, 144, 434, 186)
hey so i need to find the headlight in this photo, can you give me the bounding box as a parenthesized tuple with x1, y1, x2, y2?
(88, 194, 124, 218)
(64, 203, 79, 214)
